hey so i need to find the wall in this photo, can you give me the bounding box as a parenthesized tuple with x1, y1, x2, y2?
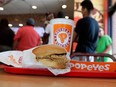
(0, 14, 46, 27)
(112, 0, 116, 54)
(65, 0, 74, 19)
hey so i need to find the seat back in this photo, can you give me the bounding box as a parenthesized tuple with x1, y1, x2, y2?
(71, 53, 116, 62)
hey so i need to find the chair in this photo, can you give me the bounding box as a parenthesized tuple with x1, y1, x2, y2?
(71, 53, 116, 62)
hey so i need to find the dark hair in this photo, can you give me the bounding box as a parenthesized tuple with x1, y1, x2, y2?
(81, 0, 94, 13)
(45, 12, 51, 17)
(45, 12, 54, 17)
(109, 2, 116, 16)
(57, 11, 65, 18)
(0, 18, 9, 27)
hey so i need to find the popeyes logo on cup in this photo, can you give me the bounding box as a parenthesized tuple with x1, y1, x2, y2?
(54, 28, 71, 47)
(53, 24, 73, 54)
(70, 60, 116, 72)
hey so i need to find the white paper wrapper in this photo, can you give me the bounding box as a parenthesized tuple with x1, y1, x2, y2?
(0, 47, 71, 75)
(22, 47, 48, 69)
(0, 51, 23, 67)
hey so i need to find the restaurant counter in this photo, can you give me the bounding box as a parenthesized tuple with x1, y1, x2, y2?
(0, 69, 116, 87)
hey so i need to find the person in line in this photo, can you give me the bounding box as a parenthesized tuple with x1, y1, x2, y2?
(0, 18, 15, 52)
(44, 12, 54, 27)
(72, 0, 99, 61)
(43, 11, 65, 44)
(96, 27, 113, 62)
(13, 18, 41, 51)
(42, 12, 55, 44)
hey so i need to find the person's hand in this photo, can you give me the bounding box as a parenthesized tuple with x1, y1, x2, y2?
(40, 38, 43, 45)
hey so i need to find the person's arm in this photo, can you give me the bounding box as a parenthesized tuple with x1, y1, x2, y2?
(13, 27, 22, 50)
(71, 31, 78, 55)
(40, 38, 43, 45)
(103, 35, 112, 53)
(13, 40, 19, 50)
(73, 31, 78, 42)
(71, 20, 81, 54)
(38, 37, 43, 45)
(103, 45, 112, 53)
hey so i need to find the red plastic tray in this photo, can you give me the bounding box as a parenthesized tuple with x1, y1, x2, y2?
(4, 66, 116, 78)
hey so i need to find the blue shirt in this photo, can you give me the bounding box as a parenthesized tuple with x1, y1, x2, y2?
(75, 17, 99, 53)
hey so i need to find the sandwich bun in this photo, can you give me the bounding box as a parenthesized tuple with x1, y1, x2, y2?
(32, 44, 69, 69)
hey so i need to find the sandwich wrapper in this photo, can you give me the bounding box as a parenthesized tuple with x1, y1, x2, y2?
(0, 47, 70, 75)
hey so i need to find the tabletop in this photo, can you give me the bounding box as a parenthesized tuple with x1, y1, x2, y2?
(0, 69, 116, 87)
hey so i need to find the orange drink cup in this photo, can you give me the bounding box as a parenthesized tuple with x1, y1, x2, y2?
(50, 18, 74, 55)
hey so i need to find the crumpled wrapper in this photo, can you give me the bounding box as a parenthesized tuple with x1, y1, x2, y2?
(0, 47, 71, 75)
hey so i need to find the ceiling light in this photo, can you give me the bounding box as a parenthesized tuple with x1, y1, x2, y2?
(32, 6, 37, 9)
(62, 5, 67, 9)
(19, 24, 23, 27)
(0, 7, 4, 10)
(8, 24, 13, 27)
(65, 16, 69, 19)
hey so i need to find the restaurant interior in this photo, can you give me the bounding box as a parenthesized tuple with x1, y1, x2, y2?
(0, 0, 116, 87)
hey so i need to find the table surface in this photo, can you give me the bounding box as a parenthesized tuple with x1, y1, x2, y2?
(0, 69, 116, 87)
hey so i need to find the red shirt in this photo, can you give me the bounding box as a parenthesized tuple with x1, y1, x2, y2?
(14, 26, 40, 51)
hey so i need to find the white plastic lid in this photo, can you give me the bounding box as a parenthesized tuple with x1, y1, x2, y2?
(50, 18, 74, 26)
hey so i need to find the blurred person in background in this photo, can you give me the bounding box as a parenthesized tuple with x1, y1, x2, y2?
(72, 0, 99, 61)
(0, 18, 15, 52)
(44, 12, 54, 27)
(43, 12, 55, 44)
(43, 11, 65, 44)
(96, 27, 113, 62)
(56, 11, 65, 18)
(13, 18, 41, 51)
(73, 0, 99, 53)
